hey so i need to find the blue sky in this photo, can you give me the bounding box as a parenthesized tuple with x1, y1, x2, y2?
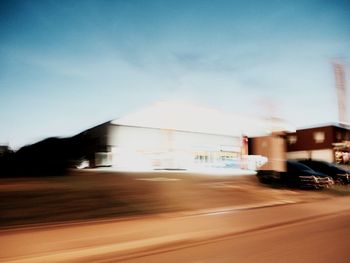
(1, 0, 349, 149)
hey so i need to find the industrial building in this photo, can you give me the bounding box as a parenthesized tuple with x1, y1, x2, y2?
(76, 102, 293, 170)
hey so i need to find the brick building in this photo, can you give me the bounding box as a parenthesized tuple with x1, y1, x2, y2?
(286, 123, 350, 163)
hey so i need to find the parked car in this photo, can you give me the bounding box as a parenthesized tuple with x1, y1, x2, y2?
(256, 160, 334, 189)
(298, 159, 350, 185)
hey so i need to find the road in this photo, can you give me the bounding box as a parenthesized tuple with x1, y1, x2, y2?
(119, 210, 350, 263)
(1, 196, 350, 263)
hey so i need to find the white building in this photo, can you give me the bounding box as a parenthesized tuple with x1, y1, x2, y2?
(78, 102, 293, 170)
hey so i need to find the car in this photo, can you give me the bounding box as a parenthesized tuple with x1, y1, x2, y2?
(283, 160, 334, 189)
(256, 160, 334, 189)
(298, 159, 350, 185)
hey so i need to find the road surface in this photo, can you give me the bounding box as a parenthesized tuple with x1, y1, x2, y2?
(119, 209, 350, 263)
(1, 196, 350, 263)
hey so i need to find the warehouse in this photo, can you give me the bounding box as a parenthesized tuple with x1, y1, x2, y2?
(77, 102, 293, 170)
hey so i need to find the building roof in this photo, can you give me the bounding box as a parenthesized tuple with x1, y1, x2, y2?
(111, 101, 295, 137)
(294, 122, 350, 131)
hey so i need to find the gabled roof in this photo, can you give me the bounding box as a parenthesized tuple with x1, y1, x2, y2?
(111, 101, 295, 137)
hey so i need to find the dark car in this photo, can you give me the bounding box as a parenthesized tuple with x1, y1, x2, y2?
(298, 159, 350, 185)
(256, 160, 334, 189)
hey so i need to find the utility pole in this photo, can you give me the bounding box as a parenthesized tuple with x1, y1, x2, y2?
(333, 60, 347, 123)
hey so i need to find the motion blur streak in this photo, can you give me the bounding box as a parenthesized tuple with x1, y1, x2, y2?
(1, 185, 350, 263)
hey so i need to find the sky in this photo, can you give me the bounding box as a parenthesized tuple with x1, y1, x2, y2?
(0, 0, 350, 149)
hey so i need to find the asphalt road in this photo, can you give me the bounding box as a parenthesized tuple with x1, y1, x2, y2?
(119, 210, 350, 263)
(1, 196, 350, 263)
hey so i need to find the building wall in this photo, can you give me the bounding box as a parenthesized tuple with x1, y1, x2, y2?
(286, 126, 334, 152)
(73, 123, 110, 167)
(332, 126, 350, 142)
(286, 150, 310, 160)
(310, 149, 334, 162)
(287, 125, 350, 152)
(285, 125, 350, 163)
(250, 135, 286, 172)
(287, 149, 334, 162)
(107, 124, 241, 169)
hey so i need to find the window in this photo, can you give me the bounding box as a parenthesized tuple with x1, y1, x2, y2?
(336, 132, 342, 141)
(313, 132, 325, 143)
(287, 135, 297, 144)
